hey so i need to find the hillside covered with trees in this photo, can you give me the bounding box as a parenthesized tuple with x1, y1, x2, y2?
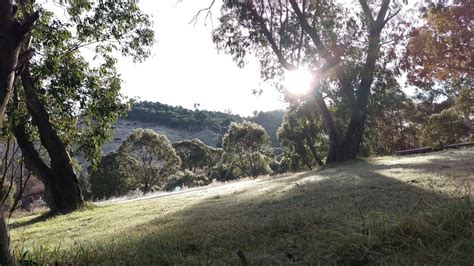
(124, 101, 285, 147)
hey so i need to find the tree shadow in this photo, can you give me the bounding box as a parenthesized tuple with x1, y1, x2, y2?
(58, 152, 473, 264)
(9, 211, 55, 229)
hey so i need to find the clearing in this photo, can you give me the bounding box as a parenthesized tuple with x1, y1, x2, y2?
(10, 148, 474, 264)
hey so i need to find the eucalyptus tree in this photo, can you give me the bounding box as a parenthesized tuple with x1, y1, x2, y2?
(222, 121, 273, 177)
(173, 139, 222, 172)
(213, 0, 405, 163)
(0, 0, 39, 263)
(278, 99, 326, 169)
(6, 1, 154, 214)
(119, 129, 181, 194)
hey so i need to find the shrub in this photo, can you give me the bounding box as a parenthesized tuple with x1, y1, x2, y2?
(164, 170, 211, 191)
(421, 108, 470, 148)
(89, 152, 137, 200)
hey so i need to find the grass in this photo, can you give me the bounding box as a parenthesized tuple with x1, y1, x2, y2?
(10, 148, 474, 264)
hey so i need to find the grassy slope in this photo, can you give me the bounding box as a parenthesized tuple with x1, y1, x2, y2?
(10, 148, 474, 264)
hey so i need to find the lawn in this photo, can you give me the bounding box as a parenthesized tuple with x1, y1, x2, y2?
(10, 148, 474, 264)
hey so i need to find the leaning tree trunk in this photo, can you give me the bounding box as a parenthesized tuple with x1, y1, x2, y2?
(0, 0, 38, 264)
(13, 124, 59, 211)
(19, 66, 83, 214)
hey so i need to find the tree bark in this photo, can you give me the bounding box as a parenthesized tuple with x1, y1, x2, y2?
(0, 1, 39, 264)
(18, 66, 83, 213)
(13, 124, 57, 209)
(0, 211, 14, 266)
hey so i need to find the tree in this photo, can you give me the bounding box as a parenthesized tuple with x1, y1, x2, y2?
(278, 100, 326, 169)
(119, 129, 181, 194)
(6, 1, 154, 214)
(213, 0, 403, 163)
(361, 75, 419, 155)
(172, 139, 222, 172)
(89, 152, 137, 200)
(222, 121, 273, 177)
(401, 1, 473, 90)
(0, 0, 39, 263)
(455, 87, 473, 133)
(421, 108, 470, 148)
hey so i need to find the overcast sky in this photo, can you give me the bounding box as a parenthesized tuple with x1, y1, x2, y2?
(116, 0, 286, 116)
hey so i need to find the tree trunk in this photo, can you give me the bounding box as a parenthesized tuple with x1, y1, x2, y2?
(0, 0, 19, 131)
(0, 1, 39, 264)
(0, 211, 14, 266)
(17, 66, 83, 213)
(13, 124, 58, 211)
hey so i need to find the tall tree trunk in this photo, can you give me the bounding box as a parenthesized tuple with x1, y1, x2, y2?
(0, 1, 38, 264)
(19, 66, 83, 213)
(326, 30, 382, 163)
(289, 0, 391, 164)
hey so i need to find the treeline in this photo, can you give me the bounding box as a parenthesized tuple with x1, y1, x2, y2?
(126, 101, 284, 147)
(126, 101, 242, 131)
(88, 122, 274, 200)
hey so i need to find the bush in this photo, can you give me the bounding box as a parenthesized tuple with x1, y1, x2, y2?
(89, 152, 137, 200)
(421, 108, 470, 148)
(164, 170, 211, 191)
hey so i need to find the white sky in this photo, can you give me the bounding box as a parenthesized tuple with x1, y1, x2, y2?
(116, 0, 286, 116)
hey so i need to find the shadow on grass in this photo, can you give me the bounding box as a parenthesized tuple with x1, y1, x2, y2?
(16, 149, 474, 264)
(9, 211, 55, 229)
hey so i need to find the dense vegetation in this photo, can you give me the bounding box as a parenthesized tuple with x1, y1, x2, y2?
(126, 101, 284, 147)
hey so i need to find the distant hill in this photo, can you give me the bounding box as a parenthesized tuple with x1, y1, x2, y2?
(104, 101, 285, 153)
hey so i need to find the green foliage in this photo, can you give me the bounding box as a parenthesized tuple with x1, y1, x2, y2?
(119, 129, 181, 193)
(127, 101, 242, 132)
(89, 152, 137, 200)
(455, 87, 473, 119)
(222, 121, 273, 177)
(126, 101, 284, 148)
(421, 108, 470, 148)
(10, 1, 155, 168)
(172, 139, 222, 172)
(362, 79, 420, 155)
(249, 110, 284, 147)
(277, 100, 326, 170)
(164, 170, 211, 191)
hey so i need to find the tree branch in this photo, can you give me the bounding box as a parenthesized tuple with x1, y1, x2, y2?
(19, 11, 40, 37)
(288, 0, 338, 67)
(371, 0, 391, 35)
(244, 2, 297, 71)
(189, 0, 216, 26)
(359, 0, 374, 25)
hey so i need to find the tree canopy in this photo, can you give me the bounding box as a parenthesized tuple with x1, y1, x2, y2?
(213, 0, 406, 163)
(222, 121, 273, 177)
(119, 128, 181, 194)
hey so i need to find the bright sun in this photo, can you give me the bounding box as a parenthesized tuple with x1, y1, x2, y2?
(283, 68, 313, 95)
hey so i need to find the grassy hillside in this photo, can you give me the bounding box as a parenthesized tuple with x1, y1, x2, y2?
(10, 148, 474, 264)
